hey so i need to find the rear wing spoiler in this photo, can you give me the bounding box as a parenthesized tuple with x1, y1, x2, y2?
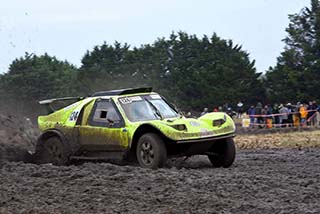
(39, 96, 85, 114)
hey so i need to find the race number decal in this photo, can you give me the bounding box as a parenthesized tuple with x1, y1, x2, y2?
(69, 110, 80, 121)
(150, 94, 161, 99)
(119, 96, 142, 104)
(119, 97, 132, 104)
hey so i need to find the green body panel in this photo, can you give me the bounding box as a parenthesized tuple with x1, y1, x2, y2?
(122, 113, 235, 145)
(38, 92, 236, 151)
(75, 125, 129, 150)
(38, 98, 94, 131)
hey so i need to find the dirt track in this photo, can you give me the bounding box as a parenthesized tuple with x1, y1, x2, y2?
(0, 114, 319, 213)
(1, 148, 319, 214)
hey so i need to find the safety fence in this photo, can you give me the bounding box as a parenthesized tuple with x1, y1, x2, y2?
(241, 109, 319, 128)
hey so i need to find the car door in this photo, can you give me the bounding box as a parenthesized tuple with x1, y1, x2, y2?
(77, 98, 129, 151)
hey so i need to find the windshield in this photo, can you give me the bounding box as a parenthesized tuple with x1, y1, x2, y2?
(119, 94, 179, 122)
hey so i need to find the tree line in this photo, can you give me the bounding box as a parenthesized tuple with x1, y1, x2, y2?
(0, 0, 319, 118)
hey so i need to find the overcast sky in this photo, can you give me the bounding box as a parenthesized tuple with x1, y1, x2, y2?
(0, 0, 310, 74)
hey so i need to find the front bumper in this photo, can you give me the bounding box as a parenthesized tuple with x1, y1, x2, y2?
(176, 133, 235, 144)
(166, 133, 235, 157)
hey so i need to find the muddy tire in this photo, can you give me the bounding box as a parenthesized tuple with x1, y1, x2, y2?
(207, 138, 236, 168)
(136, 133, 167, 169)
(34, 136, 70, 166)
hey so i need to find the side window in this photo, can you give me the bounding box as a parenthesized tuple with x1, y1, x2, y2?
(89, 99, 123, 127)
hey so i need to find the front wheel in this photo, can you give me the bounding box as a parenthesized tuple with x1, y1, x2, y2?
(207, 138, 236, 168)
(136, 133, 167, 169)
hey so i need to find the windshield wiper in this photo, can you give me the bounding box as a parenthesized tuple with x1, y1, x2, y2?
(160, 96, 181, 118)
(144, 98, 163, 120)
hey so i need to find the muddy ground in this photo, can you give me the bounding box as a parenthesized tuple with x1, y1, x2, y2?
(0, 148, 319, 214)
(0, 113, 320, 213)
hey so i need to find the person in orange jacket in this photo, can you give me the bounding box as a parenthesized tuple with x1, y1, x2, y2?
(299, 104, 308, 126)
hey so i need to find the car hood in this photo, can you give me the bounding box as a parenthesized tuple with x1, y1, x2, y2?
(144, 112, 236, 141)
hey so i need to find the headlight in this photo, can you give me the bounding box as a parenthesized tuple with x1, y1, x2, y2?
(171, 124, 187, 131)
(212, 119, 226, 126)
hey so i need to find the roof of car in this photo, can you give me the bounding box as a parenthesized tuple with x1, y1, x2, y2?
(91, 87, 152, 97)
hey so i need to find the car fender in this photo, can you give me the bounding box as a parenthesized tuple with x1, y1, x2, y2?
(36, 129, 69, 150)
(129, 123, 172, 148)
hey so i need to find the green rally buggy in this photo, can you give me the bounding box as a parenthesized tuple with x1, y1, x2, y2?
(34, 87, 236, 169)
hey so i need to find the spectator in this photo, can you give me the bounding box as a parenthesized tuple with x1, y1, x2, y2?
(201, 108, 208, 116)
(226, 107, 235, 118)
(237, 101, 244, 118)
(300, 104, 308, 126)
(201, 107, 208, 116)
(287, 103, 293, 127)
(317, 104, 320, 127)
(247, 105, 255, 128)
(255, 102, 263, 128)
(279, 104, 289, 127)
(293, 102, 301, 127)
(265, 104, 273, 128)
(308, 101, 317, 126)
(223, 103, 229, 112)
(273, 103, 280, 127)
(266, 104, 273, 116)
(262, 105, 267, 115)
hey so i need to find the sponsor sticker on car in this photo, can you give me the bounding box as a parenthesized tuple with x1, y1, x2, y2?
(200, 128, 214, 137)
(190, 121, 200, 126)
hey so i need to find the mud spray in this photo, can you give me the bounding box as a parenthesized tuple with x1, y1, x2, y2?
(0, 114, 38, 162)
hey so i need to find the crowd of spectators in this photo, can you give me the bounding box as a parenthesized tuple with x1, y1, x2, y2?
(245, 101, 320, 128)
(201, 100, 320, 128)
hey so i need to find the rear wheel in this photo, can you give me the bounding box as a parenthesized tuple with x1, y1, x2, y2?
(35, 137, 70, 166)
(207, 138, 236, 168)
(136, 133, 167, 169)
